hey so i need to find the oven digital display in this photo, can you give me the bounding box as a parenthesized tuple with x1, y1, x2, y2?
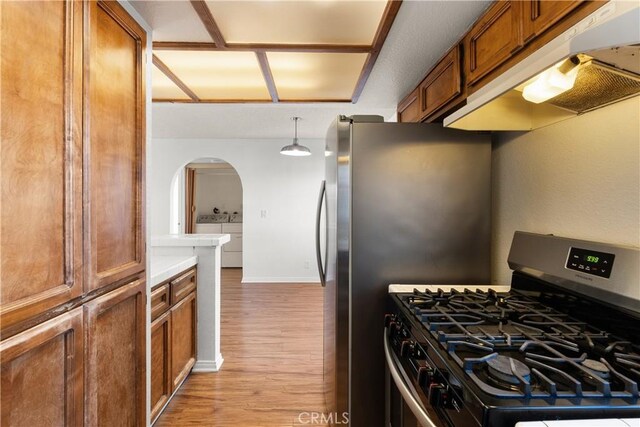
(566, 247, 615, 278)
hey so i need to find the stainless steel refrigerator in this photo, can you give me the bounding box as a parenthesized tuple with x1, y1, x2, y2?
(315, 115, 492, 426)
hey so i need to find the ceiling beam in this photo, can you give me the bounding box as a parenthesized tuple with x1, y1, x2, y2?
(153, 41, 371, 54)
(190, 0, 227, 48)
(351, 0, 403, 103)
(152, 55, 200, 101)
(255, 52, 279, 103)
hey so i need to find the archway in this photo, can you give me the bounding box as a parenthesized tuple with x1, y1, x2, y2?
(169, 157, 243, 268)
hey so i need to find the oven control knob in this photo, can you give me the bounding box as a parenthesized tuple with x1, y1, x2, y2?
(417, 366, 433, 387)
(384, 314, 397, 328)
(400, 340, 414, 357)
(429, 384, 458, 410)
(428, 383, 446, 406)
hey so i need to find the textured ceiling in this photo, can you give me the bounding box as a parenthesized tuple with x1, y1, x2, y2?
(131, 0, 491, 139)
(130, 1, 211, 42)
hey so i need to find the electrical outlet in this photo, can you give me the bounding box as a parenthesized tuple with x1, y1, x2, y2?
(260, 209, 267, 218)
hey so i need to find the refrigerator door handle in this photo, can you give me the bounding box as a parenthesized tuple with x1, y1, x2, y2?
(316, 180, 326, 286)
(384, 327, 439, 427)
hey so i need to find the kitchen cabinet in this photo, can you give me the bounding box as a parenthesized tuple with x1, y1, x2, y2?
(397, 0, 606, 119)
(397, 88, 419, 123)
(151, 283, 171, 321)
(521, 0, 583, 42)
(84, 278, 146, 426)
(151, 311, 172, 423)
(171, 292, 197, 389)
(464, 0, 523, 86)
(1, 1, 147, 424)
(171, 268, 197, 304)
(0, 0, 84, 333)
(0, 308, 84, 427)
(419, 44, 463, 122)
(86, 0, 146, 293)
(150, 266, 198, 424)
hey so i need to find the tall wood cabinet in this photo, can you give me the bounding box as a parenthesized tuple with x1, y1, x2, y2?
(1, 0, 84, 334)
(1, 1, 147, 425)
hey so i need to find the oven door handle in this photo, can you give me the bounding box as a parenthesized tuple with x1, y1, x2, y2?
(384, 327, 439, 427)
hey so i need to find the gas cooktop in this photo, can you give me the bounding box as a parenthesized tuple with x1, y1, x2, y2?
(397, 286, 640, 401)
(385, 232, 640, 427)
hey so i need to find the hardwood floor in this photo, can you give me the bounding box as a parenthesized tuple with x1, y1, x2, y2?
(155, 268, 327, 426)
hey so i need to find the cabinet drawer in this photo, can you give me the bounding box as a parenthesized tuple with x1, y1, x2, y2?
(465, 0, 523, 86)
(151, 283, 171, 321)
(223, 233, 243, 252)
(170, 269, 197, 304)
(419, 45, 462, 121)
(221, 223, 242, 233)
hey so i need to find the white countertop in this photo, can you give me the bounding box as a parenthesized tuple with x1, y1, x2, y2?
(151, 233, 231, 247)
(150, 255, 198, 287)
(388, 284, 511, 293)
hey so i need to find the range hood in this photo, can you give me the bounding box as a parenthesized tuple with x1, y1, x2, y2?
(444, 1, 640, 131)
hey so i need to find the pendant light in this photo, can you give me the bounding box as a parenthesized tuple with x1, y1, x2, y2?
(280, 117, 311, 156)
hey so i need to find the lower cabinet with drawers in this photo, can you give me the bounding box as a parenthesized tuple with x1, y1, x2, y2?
(150, 267, 197, 424)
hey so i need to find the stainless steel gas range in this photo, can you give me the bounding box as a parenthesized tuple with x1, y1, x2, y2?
(385, 232, 640, 427)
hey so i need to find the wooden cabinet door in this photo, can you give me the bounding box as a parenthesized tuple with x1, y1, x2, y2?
(419, 44, 462, 122)
(1, 0, 83, 332)
(0, 308, 84, 426)
(465, 0, 523, 86)
(171, 291, 196, 389)
(397, 88, 419, 123)
(86, 0, 146, 292)
(84, 278, 146, 426)
(150, 310, 172, 424)
(522, 0, 583, 42)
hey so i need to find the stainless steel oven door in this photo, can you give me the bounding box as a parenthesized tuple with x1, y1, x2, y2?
(384, 328, 440, 427)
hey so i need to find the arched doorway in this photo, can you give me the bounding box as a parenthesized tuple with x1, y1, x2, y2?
(170, 157, 243, 268)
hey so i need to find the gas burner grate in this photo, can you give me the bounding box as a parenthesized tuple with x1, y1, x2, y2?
(398, 288, 640, 400)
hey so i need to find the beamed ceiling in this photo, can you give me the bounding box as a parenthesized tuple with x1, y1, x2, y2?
(147, 0, 402, 103)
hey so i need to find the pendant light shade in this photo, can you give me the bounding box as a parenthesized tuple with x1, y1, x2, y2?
(280, 117, 311, 156)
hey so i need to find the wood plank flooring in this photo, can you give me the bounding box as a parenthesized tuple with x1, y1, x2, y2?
(155, 268, 327, 426)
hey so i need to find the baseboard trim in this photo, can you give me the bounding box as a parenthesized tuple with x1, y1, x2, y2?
(242, 276, 321, 284)
(193, 354, 224, 372)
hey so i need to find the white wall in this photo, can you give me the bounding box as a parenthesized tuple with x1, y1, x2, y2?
(491, 97, 640, 284)
(151, 138, 325, 283)
(194, 169, 243, 217)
